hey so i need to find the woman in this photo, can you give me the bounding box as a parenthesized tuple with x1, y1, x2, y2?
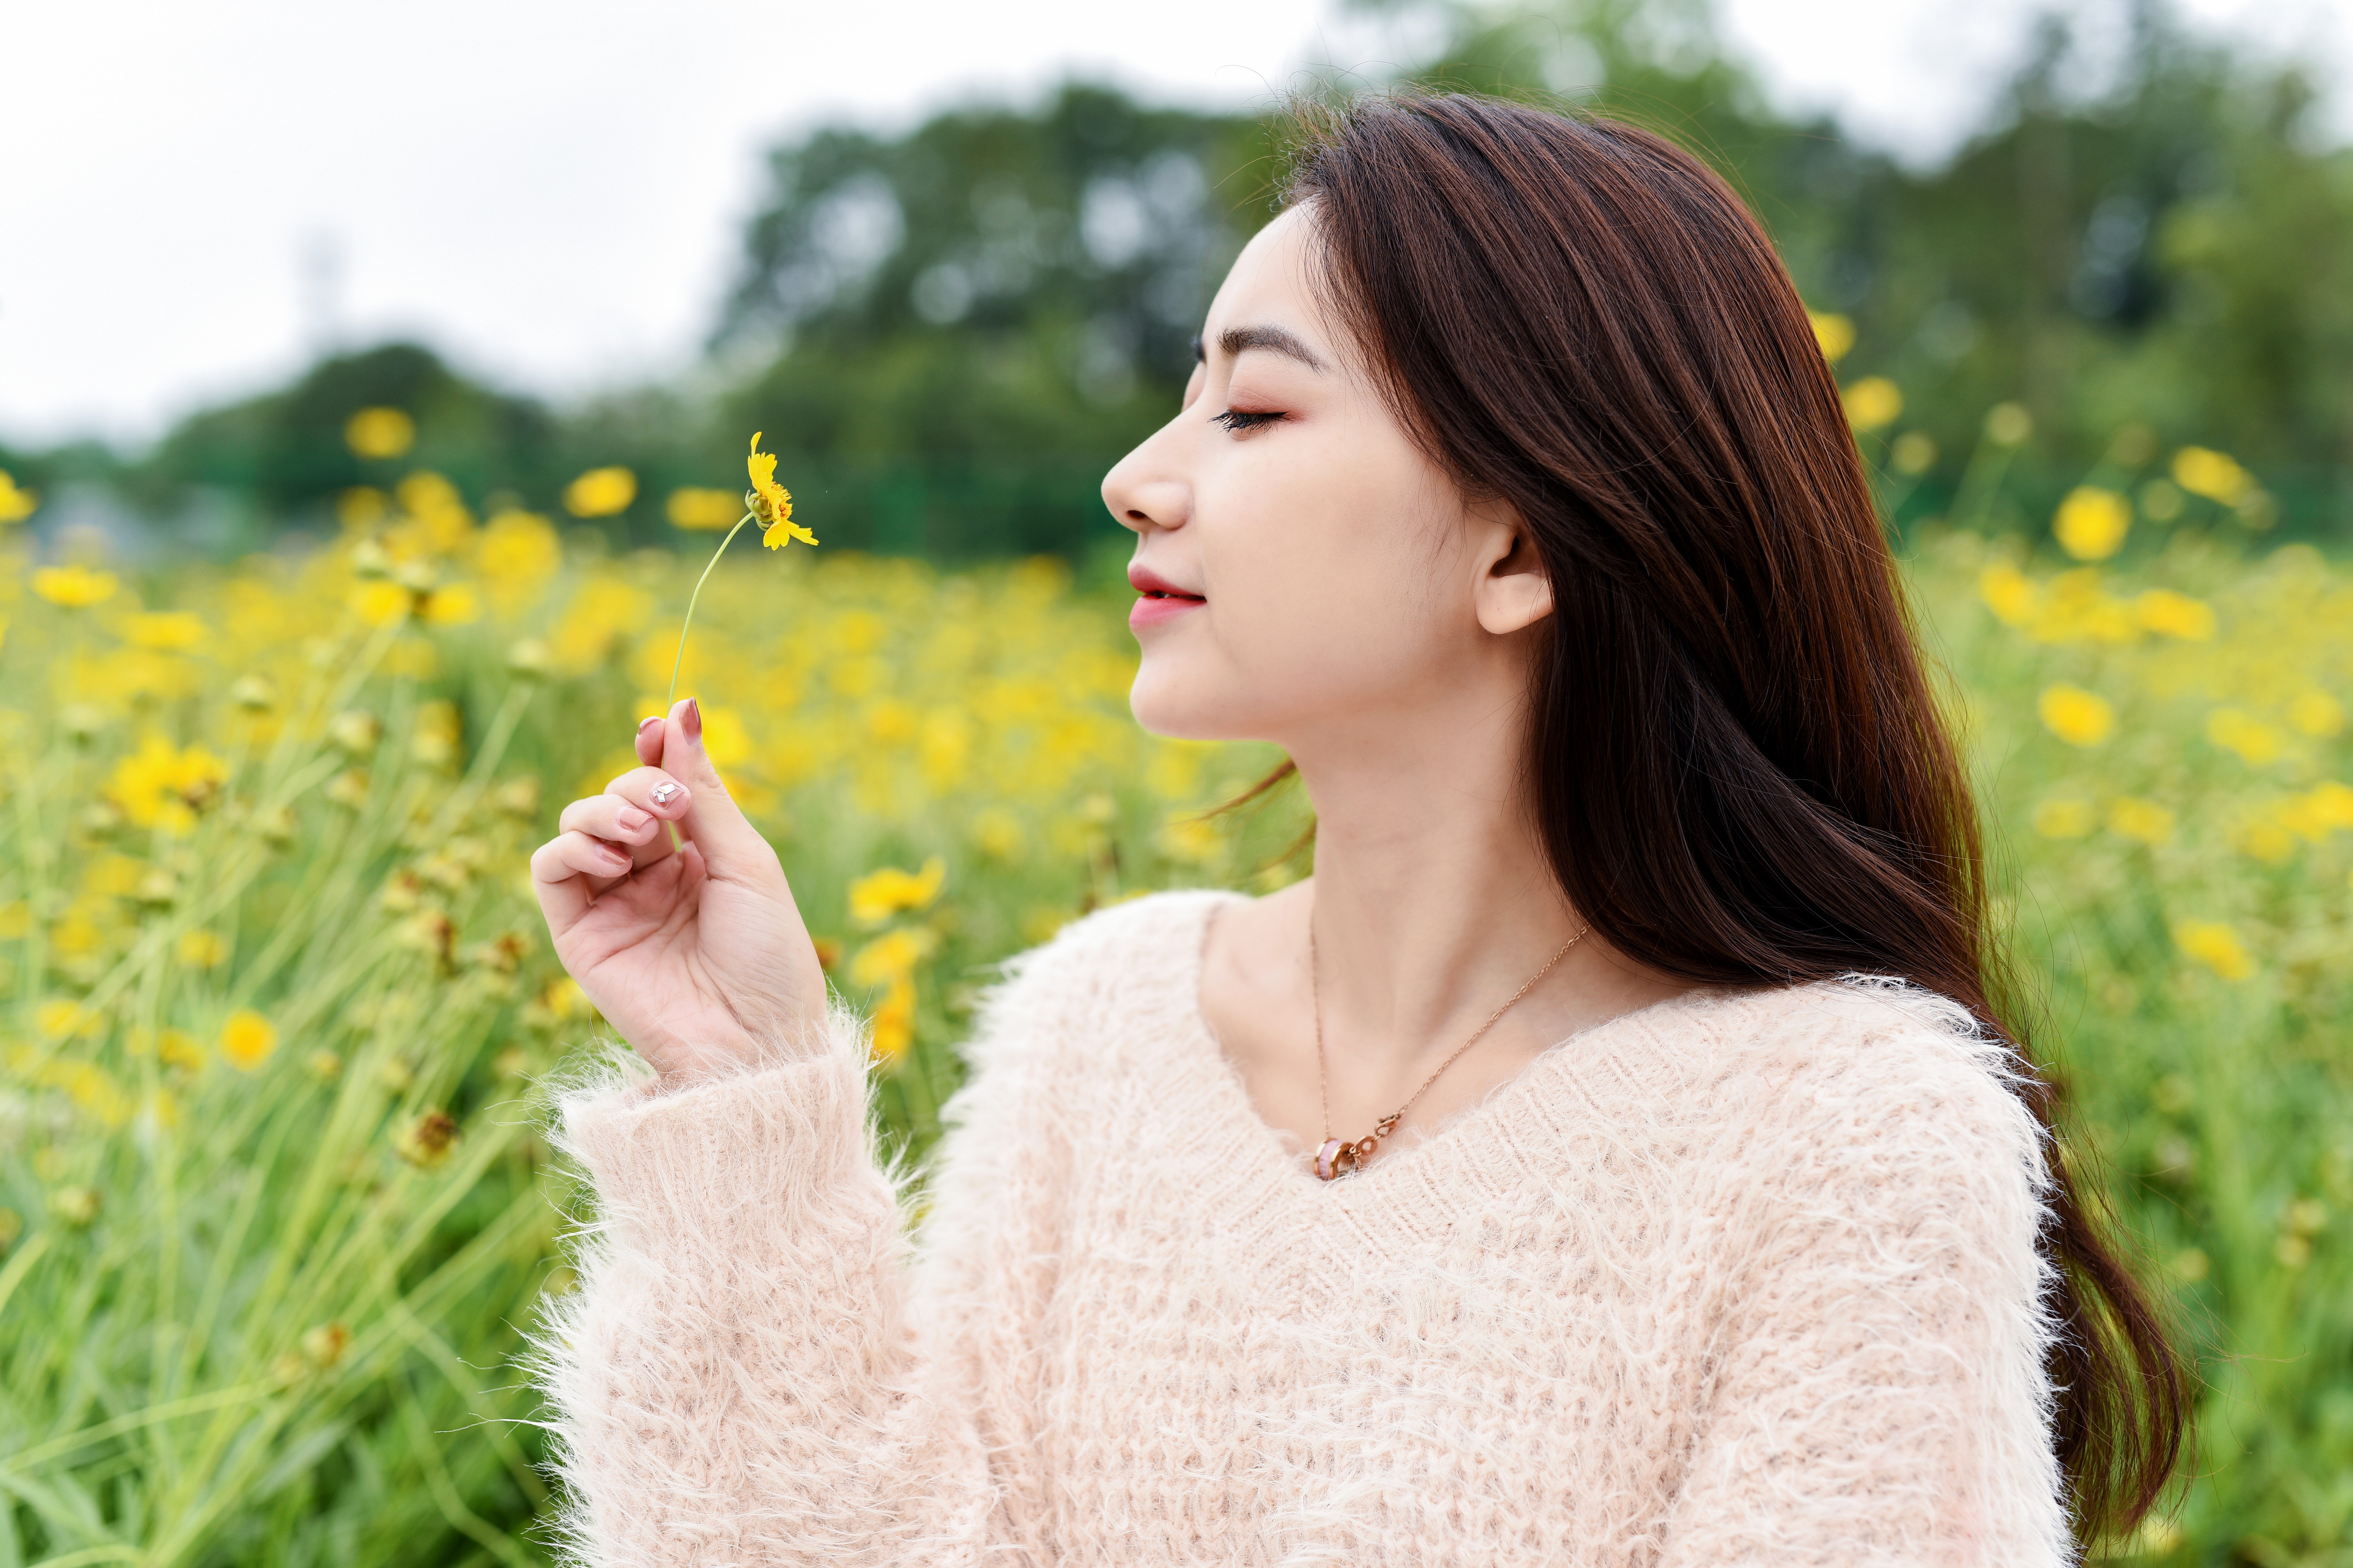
(529, 94, 2184, 1564)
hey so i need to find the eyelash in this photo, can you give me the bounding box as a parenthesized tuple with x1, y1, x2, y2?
(1211, 408, 1284, 433)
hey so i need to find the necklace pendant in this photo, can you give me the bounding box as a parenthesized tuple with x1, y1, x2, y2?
(1313, 1137, 1356, 1182)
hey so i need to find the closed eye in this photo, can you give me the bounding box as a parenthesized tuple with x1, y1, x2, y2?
(1211, 408, 1285, 433)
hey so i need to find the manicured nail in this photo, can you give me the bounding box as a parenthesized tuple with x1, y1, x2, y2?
(683, 698, 702, 746)
(649, 780, 686, 810)
(615, 806, 653, 834)
(601, 843, 630, 866)
(637, 715, 661, 737)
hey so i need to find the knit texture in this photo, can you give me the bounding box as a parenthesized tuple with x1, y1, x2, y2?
(537, 888, 2072, 1566)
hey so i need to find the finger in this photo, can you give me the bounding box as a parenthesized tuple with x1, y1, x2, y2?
(559, 791, 667, 848)
(634, 713, 664, 769)
(529, 836, 599, 928)
(581, 767, 697, 868)
(596, 767, 695, 826)
(545, 827, 635, 883)
(658, 697, 771, 878)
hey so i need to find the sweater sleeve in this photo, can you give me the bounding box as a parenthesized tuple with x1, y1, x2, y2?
(1656, 990, 2075, 1568)
(536, 966, 1082, 1568)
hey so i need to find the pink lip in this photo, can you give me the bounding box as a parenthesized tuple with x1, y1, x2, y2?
(1129, 593, 1204, 631)
(1127, 563, 1205, 633)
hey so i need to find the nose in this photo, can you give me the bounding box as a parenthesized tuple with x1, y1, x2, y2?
(1101, 422, 1190, 537)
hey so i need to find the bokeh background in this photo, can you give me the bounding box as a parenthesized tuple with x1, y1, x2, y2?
(2, 1, 2349, 1563)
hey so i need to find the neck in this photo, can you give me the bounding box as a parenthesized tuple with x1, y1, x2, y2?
(1286, 705, 1587, 1081)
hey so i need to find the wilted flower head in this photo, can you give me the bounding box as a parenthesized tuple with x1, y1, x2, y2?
(395, 1109, 459, 1169)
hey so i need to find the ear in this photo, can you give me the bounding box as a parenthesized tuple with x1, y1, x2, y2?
(1468, 500, 1553, 635)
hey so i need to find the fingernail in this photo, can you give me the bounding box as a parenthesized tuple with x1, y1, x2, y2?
(649, 780, 686, 810)
(637, 716, 661, 737)
(616, 806, 653, 834)
(602, 843, 630, 866)
(683, 698, 702, 746)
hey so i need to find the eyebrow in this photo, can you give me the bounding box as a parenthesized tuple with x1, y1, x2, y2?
(1192, 324, 1328, 373)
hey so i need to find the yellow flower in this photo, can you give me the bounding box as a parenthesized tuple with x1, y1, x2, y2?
(345, 407, 416, 460)
(848, 925, 933, 1062)
(175, 928, 230, 968)
(131, 1025, 208, 1071)
(1889, 431, 1936, 474)
(220, 1008, 279, 1072)
(1983, 402, 2033, 446)
(748, 433, 816, 549)
(1841, 376, 1903, 432)
(1808, 311, 1855, 363)
(123, 610, 207, 650)
(2132, 589, 2215, 641)
(848, 926, 939, 988)
(868, 972, 917, 1061)
(2173, 921, 2253, 982)
(2288, 691, 2345, 738)
(697, 704, 754, 767)
(2170, 446, 2251, 506)
(2306, 781, 2353, 831)
(970, 808, 1026, 862)
(2038, 685, 2115, 747)
(414, 700, 462, 767)
(2108, 798, 2176, 845)
(667, 487, 743, 530)
(2031, 798, 2096, 840)
(478, 510, 562, 601)
(0, 470, 38, 523)
(2206, 708, 2282, 766)
(338, 486, 389, 530)
(2053, 486, 2130, 561)
(421, 582, 481, 625)
(106, 736, 231, 833)
(37, 999, 104, 1040)
(1159, 812, 1225, 863)
(159, 1029, 206, 1071)
(564, 467, 638, 518)
(351, 579, 412, 627)
(33, 564, 119, 608)
(2237, 818, 2296, 865)
(848, 857, 947, 926)
(1978, 561, 2037, 626)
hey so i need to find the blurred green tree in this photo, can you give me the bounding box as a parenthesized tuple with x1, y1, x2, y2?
(128, 342, 560, 520)
(708, 83, 1281, 557)
(1376, 0, 2353, 539)
(50, 4, 2350, 556)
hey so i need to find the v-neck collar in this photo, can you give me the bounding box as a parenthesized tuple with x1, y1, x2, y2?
(1161, 889, 1727, 1213)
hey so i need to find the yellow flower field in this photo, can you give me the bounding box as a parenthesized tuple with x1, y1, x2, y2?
(0, 445, 2346, 1561)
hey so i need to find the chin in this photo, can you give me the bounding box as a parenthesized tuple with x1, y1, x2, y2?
(1128, 668, 1248, 742)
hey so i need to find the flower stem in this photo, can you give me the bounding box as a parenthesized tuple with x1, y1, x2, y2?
(668, 513, 756, 710)
(660, 512, 754, 852)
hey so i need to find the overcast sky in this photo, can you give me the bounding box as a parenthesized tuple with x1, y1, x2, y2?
(4, 0, 2344, 448)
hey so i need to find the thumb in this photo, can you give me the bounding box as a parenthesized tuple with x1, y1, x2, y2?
(661, 696, 769, 874)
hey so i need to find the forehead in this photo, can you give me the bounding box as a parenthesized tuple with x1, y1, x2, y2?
(1202, 206, 1328, 346)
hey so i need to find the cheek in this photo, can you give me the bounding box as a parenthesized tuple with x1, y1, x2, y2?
(1145, 430, 1466, 725)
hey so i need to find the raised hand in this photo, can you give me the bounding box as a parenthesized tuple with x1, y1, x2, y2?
(529, 697, 830, 1086)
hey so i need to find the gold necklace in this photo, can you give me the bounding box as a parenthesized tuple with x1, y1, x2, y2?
(1309, 917, 1590, 1181)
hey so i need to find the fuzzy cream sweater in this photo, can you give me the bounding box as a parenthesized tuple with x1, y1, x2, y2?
(539, 889, 2072, 1566)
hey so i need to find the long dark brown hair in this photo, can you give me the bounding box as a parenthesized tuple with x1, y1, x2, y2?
(1257, 91, 2187, 1541)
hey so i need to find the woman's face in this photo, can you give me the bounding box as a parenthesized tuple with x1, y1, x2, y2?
(1102, 204, 1551, 753)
